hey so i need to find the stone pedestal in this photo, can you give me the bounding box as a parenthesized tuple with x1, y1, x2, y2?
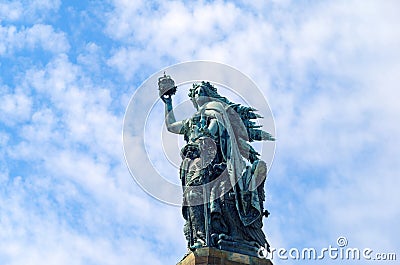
(177, 247, 273, 265)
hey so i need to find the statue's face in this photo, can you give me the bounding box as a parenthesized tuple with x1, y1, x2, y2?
(192, 86, 209, 107)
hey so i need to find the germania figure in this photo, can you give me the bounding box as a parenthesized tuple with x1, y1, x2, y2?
(159, 77, 274, 257)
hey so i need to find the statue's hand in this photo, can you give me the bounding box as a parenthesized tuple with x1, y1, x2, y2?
(160, 94, 172, 105)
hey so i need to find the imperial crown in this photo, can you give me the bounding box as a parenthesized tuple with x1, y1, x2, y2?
(158, 72, 177, 98)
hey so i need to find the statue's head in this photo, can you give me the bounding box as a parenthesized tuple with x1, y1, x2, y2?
(188, 81, 220, 109)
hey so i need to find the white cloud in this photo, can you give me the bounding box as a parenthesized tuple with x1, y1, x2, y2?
(0, 87, 32, 125)
(0, 0, 61, 23)
(105, 1, 246, 80)
(0, 1, 22, 22)
(0, 174, 177, 264)
(0, 24, 69, 56)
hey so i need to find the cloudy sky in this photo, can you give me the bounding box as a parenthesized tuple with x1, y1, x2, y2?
(1, 0, 399, 264)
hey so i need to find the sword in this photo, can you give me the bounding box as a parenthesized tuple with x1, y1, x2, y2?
(203, 172, 210, 246)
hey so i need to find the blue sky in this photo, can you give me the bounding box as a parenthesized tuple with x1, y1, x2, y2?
(1, 0, 399, 264)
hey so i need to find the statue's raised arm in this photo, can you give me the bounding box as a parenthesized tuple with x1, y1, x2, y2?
(158, 73, 184, 134)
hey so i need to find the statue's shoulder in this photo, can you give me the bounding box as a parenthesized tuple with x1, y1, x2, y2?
(203, 101, 226, 113)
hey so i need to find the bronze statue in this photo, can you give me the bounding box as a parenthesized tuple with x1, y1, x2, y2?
(159, 74, 274, 257)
